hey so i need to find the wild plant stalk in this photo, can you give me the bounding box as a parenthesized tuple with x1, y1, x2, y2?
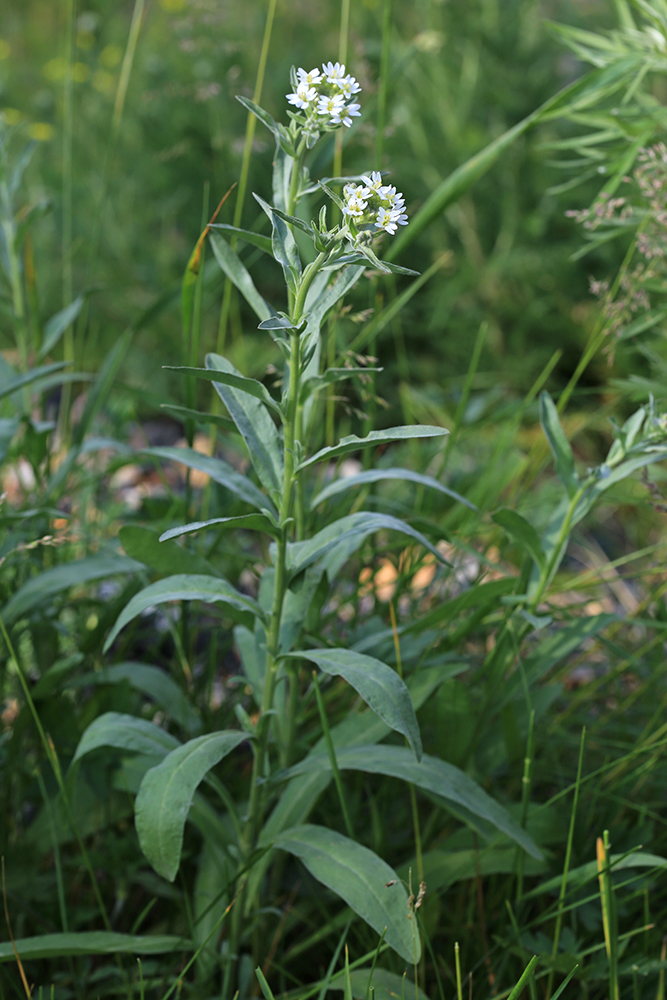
(57, 0, 75, 443)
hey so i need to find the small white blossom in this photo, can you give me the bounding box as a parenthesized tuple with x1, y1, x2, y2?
(297, 66, 323, 86)
(375, 207, 400, 234)
(361, 171, 385, 193)
(322, 61, 347, 85)
(338, 75, 362, 98)
(317, 93, 347, 122)
(334, 102, 361, 127)
(287, 82, 318, 110)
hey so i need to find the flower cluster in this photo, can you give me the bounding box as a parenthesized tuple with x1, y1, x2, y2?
(286, 61, 361, 129)
(342, 171, 408, 235)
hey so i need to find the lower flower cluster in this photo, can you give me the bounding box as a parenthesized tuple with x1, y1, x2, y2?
(342, 171, 409, 235)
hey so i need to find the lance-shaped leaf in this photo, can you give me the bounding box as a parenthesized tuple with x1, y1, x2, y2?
(142, 445, 276, 516)
(160, 513, 278, 543)
(206, 353, 283, 501)
(135, 731, 246, 880)
(3, 555, 142, 626)
(540, 391, 578, 497)
(208, 232, 274, 322)
(284, 512, 449, 578)
(0, 931, 190, 962)
(236, 95, 294, 155)
(0, 360, 72, 404)
(290, 648, 422, 760)
(254, 193, 302, 293)
(165, 365, 281, 416)
(273, 825, 418, 963)
(297, 425, 448, 471)
(103, 575, 264, 653)
(120, 524, 217, 577)
(281, 745, 541, 860)
(38, 297, 86, 360)
(73, 665, 200, 733)
(491, 507, 546, 570)
(209, 223, 272, 256)
(72, 712, 180, 765)
(310, 467, 476, 511)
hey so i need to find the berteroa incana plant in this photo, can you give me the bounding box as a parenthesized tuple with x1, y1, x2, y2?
(72, 61, 544, 995)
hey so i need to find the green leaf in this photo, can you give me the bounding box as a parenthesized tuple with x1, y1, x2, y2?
(0, 361, 72, 404)
(297, 425, 448, 471)
(285, 512, 449, 579)
(492, 507, 546, 570)
(209, 223, 272, 256)
(142, 446, 276, 516)
(328, 968, 430, 1000)
(290, 648, 422, 760)
(254, 193, 302, 292)
(236, 96, 292, 153)
(282, 745, 541, 860)
(104, 575, 263, 653)
(38, 296, 86, 360)
(3, 555, 142, 626)
(258, 314, 298, 331)
(72, 712, 180, 765)
(206, 353, 283, 501)
(540, 392, 578, 497)
(135, 731, 246, 880)
(160, 513, 278, 542)
(311, 467, 476, 511)
(76, 664, 200, 733)
(525, 851, 667, 900)
(0, 932, 190, 962)
(119, 524, 217, 577)
(208, 232, 274, 322)
(165, 365, 281, 415)
(274, 825, 418, 963)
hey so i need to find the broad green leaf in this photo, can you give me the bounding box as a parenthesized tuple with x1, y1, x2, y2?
(142, 446, 276, 516)
(74, 664, 200, 733)
(208, 232, 274, 322)
(0, 360, 71, 404)
(282, 745, 541, 860)
(209, 223, 272, 256)
(540, 391, 578, 497)
(290, 648, 422, 760)
(72, 712, 180, 765)
(3, 555, 142, 626)
(0, 931, 189, 962)
(258, 314, 298, 331)
(285, 512, 449, 579)
(165, 365, 281, 415)
(119, 524, 217, 577)
(38, 296, 85, 360)
(492, 507, 545, 570)
(247, 667, 460, 904)
(160, 513, 279, 543)
(297, 425, 448, 471)
(328, 968, 429, 1000)
(135, 731, 246, 880)
(104, 574, 263, 653)
(206, 353, 284, 501)
(311, 467, 476, 512)
(274, 825, 418, 963)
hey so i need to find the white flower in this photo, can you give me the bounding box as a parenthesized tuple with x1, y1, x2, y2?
(287, 82, 318, 110)
(322, 61, 347, 85)
(375, 207, 399, 234)
(361, 171, 384, 193)
(297, 66, 323, 86)
(334, 102, 361, 127)
(317, 93, 346, 122)
(338, 75, 362, 98)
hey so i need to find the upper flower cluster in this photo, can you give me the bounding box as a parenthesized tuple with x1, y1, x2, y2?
(342, 171, 408, 235)
(286, 62, 361, 129)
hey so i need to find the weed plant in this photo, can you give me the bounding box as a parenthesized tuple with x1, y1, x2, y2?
(4, 3, 667, 1000)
